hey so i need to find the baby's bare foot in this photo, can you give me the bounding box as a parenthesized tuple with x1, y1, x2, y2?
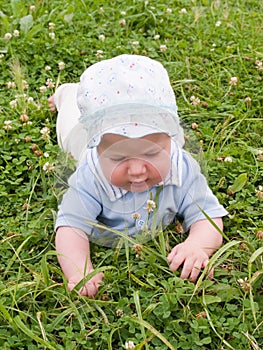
(48, 95, 57, 112)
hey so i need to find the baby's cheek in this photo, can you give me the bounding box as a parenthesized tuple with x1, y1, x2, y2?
(109, 165, 126, 186)
(101, 161, 116, 182)
(152, 161, 169, 180)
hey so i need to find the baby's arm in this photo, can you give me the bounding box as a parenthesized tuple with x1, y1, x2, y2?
(55, 226, 103, 298)
(167, 218, 223, 282)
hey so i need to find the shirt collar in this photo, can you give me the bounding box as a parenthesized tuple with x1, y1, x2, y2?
(86, 140, 182, 202)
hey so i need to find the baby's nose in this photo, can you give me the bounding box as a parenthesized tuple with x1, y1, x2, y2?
(127, 159, 147, 176)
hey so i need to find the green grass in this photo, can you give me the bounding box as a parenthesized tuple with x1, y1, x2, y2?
(0, 0, 263, 349)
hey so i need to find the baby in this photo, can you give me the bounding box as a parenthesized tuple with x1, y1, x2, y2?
(49, 54, 227, 298)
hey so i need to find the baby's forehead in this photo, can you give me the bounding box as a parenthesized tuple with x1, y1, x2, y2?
(103, 131, 168, 141)
(98, 132, 170, 150)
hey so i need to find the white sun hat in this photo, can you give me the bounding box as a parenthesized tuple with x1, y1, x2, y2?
(77, 54, 184, 148)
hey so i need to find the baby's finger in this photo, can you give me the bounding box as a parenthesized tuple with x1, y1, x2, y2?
(68, 282, 76, 291)
(84, 273, 104, 298)
(168, 254, 185, 272)
(203, 259, 214, 280)
(81, 281, 98, 298)
(207, 267, 214, 280)
(96, 272, 104, 281)
(180, 258, 199, 281)
(189, 262, 202, 283)
(167, 246, 179, 263)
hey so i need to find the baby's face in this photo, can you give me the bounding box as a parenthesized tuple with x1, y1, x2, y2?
(97, 133, 171, 192)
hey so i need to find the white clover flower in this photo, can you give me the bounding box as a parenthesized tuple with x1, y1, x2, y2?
(39, 85, 47, 93)
(255, 59, 263, 71)
(15, 93, 27, 100)
(48, 22, 55, 31)
(224, 156, 233, 163)
(131, 41, 139, 46)
(133, 244, 142, 254)
(4, 33, 12, 40)
(30, 5, 36, 11)
(256, 188, 263, 200)
(116, 309, 124, 317)
(27, 96, 34, 104)
(46, 78, 55, 89)
(13, 30, 20, 37)
(180, 8, 187, 14)
(49, 32, 55, 39)
(44, 152, 49, 158)
(96, 50, 103, 58)
(215, 21, 221, 27)
(45, 65, 51, 71)
(166, 8, 172, 14)
(190, 95, 200, 106)
(144, 199, 156, 212)
(132, 213, 141, 220)
(40, 126, 50, 140)
(160, 44, 167, 52)
(58, 61, 65, 70)
(40, 126, 50, 134)
(99, 7, 104, 14)
(154, 34, 160, 40)
(237, 277, 246, 284)
(6, 81, 16, 89)
(98, 34, 105, 42)
(120, 11, 126, 15)
(20, 114, 29, 122)
(229, 76, 238, 86)
(119, 18, 126, 26)
(43, 162, 55, 172)
(237, 277, 250, 291)
(244, 96, 251, 103)
(125, 341, 135, 349)
(3, 120, 12, 130)
(191, 122, 198, 129)
(9, 100, 17, 108)
(22, 80, 29, 90)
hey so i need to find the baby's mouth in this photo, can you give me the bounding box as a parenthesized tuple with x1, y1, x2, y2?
(130, 179, 147, 185)
(129, 179, 149, 191)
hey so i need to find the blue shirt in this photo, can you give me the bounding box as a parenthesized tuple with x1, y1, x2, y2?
(55, 141, 227, 246)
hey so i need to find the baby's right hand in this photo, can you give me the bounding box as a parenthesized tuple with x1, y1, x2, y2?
(68, 271, 104, 298)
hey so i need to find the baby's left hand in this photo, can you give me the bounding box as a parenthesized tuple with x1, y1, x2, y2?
(167, 241, 213, 282)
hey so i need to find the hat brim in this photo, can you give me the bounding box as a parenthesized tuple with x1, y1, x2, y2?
(79, 103, 183, 148)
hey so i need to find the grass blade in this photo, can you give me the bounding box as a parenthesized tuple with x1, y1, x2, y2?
(129, 316, 176, 350)
(13, 315, 56, 350)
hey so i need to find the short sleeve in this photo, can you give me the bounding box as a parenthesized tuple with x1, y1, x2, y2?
(55, 165, 102, 235)
(177, 151, 228, 231)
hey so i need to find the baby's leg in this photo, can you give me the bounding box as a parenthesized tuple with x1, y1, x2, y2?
(50, 83, 88, 162)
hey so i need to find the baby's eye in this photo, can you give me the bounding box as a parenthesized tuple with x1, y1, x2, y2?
(144, 151, 160, 157)
(110, 156, 126, 162)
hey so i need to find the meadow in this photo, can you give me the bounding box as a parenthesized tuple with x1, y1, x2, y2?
(0, 0, 262, 349)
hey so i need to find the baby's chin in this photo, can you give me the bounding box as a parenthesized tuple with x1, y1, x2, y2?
(129, 181, 149, 192)
(121, 180, 158, 192)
